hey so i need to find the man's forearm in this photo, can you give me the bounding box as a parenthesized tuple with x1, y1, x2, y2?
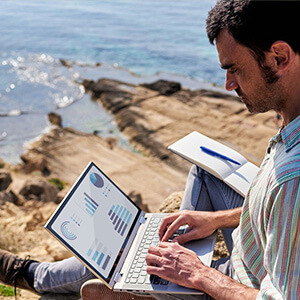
(193, 264, 259, 300)
(214, 207, 242, 229)
(147, 241, 259, 299)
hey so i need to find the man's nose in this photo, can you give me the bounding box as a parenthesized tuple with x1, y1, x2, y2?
(225, 72, 238, 91)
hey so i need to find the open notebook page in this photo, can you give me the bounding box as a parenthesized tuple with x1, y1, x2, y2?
(168, 131, 248, 180)
(224, 162, 259, 196)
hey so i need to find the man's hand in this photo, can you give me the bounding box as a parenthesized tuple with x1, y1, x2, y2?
(159, 210, 218, 243)
(146, 242, 204, 290)
(159, 208, 242, 244)
(146, 242, 259, 300)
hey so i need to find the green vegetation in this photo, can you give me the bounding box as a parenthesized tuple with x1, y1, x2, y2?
(48, 177, 65, 191)
(0, 284, 15, 297)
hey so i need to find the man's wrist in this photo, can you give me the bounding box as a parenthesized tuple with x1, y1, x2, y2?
(191, 265, 259, 300)
(213, 207, 242, 229)
(190, 263, 211, 291)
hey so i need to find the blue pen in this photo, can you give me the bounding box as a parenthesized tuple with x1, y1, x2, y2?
(200, 146, 241, 165)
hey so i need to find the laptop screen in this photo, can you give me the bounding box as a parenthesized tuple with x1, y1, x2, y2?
(45, 162, 141, 282)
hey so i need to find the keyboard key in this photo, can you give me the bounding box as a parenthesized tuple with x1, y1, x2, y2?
(126, 216, 178, 286)
(145, 276, 151, 284)
(130, 278, 137, 284)
(138, 276, 146, 284)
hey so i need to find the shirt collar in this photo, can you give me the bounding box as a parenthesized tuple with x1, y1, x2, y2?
(277, 115, 300, 152)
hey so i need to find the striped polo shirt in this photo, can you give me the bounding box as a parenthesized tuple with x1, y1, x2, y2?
(231, 115, 300, 299)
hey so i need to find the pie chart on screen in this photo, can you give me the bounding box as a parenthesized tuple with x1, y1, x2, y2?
(90, 172, 104, 188)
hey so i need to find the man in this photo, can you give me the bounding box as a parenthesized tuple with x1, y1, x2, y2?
(1, 0, 299, 299)
(145, 1, 300, 299)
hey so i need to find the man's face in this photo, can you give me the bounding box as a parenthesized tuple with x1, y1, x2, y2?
(215, 30, 285, 114)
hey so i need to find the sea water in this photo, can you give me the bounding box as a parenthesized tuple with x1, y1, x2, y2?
(0, 0, 224, 164)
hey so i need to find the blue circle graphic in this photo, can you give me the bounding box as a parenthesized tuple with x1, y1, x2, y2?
(90, 172, 104, 188)
(61, 221, 77, 240)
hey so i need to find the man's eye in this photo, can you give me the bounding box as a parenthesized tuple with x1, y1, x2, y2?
(228, 68, 237, 74)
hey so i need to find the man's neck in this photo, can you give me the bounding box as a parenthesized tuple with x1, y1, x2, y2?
(280, 99, 300, 126)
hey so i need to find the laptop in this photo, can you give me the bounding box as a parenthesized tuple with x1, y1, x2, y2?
(45, 161, 216, 294)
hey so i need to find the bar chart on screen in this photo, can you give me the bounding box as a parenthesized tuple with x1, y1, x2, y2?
(75, 192, 99, 217)
(108, 205, 132, 236)
(87, 239, 112, 271)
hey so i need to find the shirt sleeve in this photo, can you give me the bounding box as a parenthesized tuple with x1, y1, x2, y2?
(256, 177, 300, 300)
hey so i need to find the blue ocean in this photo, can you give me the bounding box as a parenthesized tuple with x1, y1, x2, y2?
(0, 0, 223, 164)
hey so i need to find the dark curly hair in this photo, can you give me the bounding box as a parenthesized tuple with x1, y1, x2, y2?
(206, 0, 300, 65)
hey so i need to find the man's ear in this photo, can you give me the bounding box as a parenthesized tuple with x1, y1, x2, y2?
(270, 41, 293, 70)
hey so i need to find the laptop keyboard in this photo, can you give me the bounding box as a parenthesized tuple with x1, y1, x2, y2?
(125, 215, 188, 286)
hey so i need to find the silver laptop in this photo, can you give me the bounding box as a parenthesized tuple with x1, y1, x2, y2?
(45, 162, 216, 294)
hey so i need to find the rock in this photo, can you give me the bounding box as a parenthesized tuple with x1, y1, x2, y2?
(82, 78, 133, 99)
(100, 91, 132, 113)
(81, 79, 186, 171)
(0, 190, 20, 205)
(115, 108, 171, 161)
(81, 79, 94, 91)
(158, 191, 184, 213)
(83, 78, 134, 113)
(0, 158, 5, 168)
(213, 230, 230, 259)
(105, 136, 118, 150)
(141, 80, 181, 95)
(19, 178, 59, 202)
(45, 239, 72, 261)
(131, 133, 170, 161)
(83, 78, 278, 174)
(82, 78, 159, 115)
(25, 211, 44, 231)
(128, 191, 150, 212)
(59, 59, 73, 68)
(48, 112, 62, 127)
(20, 152, 50, 175)
(0, 171, 12, 190)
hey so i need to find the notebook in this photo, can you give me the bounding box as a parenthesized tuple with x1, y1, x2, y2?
(45, 161, 216, 294)
(168, 131, 259, 197)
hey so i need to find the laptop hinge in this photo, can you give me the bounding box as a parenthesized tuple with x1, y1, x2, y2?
(139, 214, 146, 224)
(113, 271, 122, 283)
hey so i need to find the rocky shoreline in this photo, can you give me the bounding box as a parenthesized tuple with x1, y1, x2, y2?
(0, 78, 280, 299)
(82, 78, 279, 167)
